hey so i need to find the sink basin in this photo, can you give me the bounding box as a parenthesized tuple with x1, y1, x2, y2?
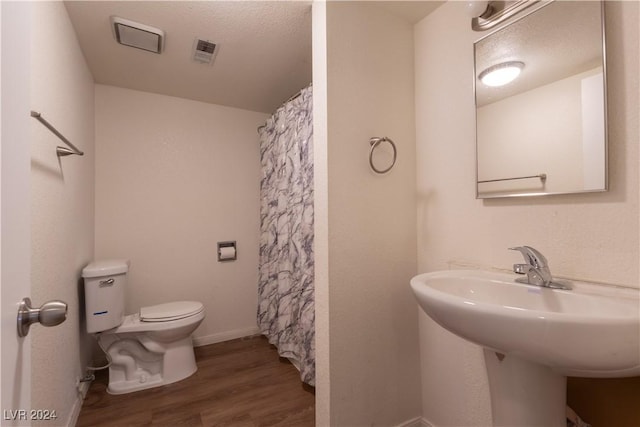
(410, 269, 640, 377)
(411, 269, 640, 426)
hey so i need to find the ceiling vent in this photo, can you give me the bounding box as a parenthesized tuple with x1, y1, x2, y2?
(111, 16, 165, 54)
(193, 39, 218, 65)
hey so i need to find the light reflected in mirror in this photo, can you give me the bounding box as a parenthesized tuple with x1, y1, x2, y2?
(475, 1, 607, 199)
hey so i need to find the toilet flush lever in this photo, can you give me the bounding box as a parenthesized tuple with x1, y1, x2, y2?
(17, 297, 67, 337)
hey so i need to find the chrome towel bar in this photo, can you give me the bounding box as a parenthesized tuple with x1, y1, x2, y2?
(30, 111, 84, 157)
(478, 173, 546, 184)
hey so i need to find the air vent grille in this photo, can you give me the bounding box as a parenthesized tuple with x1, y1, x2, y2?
(111, 16, 165, 54)
(193, 39, 217, 64)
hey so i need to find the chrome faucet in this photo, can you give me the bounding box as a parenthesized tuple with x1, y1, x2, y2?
(509, 246, 571, 290)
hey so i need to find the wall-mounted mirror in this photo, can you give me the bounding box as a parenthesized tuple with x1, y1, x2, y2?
(475, 1, 607, 199)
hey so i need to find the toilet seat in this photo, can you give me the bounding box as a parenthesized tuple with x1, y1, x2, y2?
(140, 301, 204, 322)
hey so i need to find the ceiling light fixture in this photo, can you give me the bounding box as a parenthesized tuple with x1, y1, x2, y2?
(479, 61, 524, 87)
(467, 1, 490, 18)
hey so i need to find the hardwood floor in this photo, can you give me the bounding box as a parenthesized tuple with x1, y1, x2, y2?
(77, 336, 315, 427)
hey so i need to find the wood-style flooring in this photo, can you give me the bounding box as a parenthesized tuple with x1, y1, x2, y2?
(76, 336, 315, 427)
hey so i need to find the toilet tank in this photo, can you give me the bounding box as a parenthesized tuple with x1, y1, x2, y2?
(82, 260, 129, 333)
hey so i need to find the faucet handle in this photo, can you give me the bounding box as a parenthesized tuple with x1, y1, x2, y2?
(512, 263, 530, 274)
(508, 246, 568, 289)
(509, 246, 548, 268)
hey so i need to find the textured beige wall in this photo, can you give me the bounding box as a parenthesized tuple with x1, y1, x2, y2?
(415, 1, 639, 425)
(30, 2, 95, 425)
(94, 85, 268, 345)
(325, 2, 421, 425)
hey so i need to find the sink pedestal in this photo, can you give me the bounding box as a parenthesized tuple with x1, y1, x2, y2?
(483, 349, 566, 427)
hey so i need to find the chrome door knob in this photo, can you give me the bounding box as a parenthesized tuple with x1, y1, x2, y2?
(17, 297, 67, 337)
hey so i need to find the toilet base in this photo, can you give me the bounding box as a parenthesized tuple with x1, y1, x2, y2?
(107, 365, 197, 394)
(105, 335, 199, 395)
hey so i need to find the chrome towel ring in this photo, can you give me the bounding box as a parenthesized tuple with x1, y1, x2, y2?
(369, 136, 397, 174)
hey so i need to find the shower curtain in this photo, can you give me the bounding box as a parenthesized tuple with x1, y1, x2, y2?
(257, 85, 315, 386)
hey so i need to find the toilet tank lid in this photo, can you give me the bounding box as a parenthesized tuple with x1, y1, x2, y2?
(140, 301, 204, 321)
(82, 259, 129, 278)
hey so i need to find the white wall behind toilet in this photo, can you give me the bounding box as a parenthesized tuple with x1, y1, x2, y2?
(95, 85, 268, 344)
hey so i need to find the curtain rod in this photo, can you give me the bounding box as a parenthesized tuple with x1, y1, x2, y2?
(257, 83, 312, 133)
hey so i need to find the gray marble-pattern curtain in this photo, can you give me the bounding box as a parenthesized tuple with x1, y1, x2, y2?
(257, 85, 314, 386)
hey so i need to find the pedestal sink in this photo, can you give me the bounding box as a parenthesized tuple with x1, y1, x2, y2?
(410, 269, 640, 427)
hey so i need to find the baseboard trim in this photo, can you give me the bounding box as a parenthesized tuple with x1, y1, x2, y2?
(395, 416, 433, 427)
(67, 380, 91, 427)
(192, 326, 261, 347)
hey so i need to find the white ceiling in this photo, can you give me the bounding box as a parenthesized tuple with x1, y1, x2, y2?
(64, 1, 443, 114)
(64, 1, 313, 114)
(374, 1, 444, 24)
(65, 0, 444, 113)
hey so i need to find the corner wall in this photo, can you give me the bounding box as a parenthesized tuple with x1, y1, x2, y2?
(325, 2, 420, 424)
(94, 85, 268, 345)
(30, 2, 95, 425)
(312, 1, 330, 424)
(414, 2, 639, 425)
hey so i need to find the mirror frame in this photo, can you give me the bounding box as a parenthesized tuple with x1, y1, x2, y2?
(474, 1, 608, 199)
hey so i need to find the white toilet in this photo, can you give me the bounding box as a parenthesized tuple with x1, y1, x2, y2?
(82, 259, 205, 394)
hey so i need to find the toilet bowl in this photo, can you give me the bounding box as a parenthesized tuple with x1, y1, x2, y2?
(82, 260, 205, 394)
